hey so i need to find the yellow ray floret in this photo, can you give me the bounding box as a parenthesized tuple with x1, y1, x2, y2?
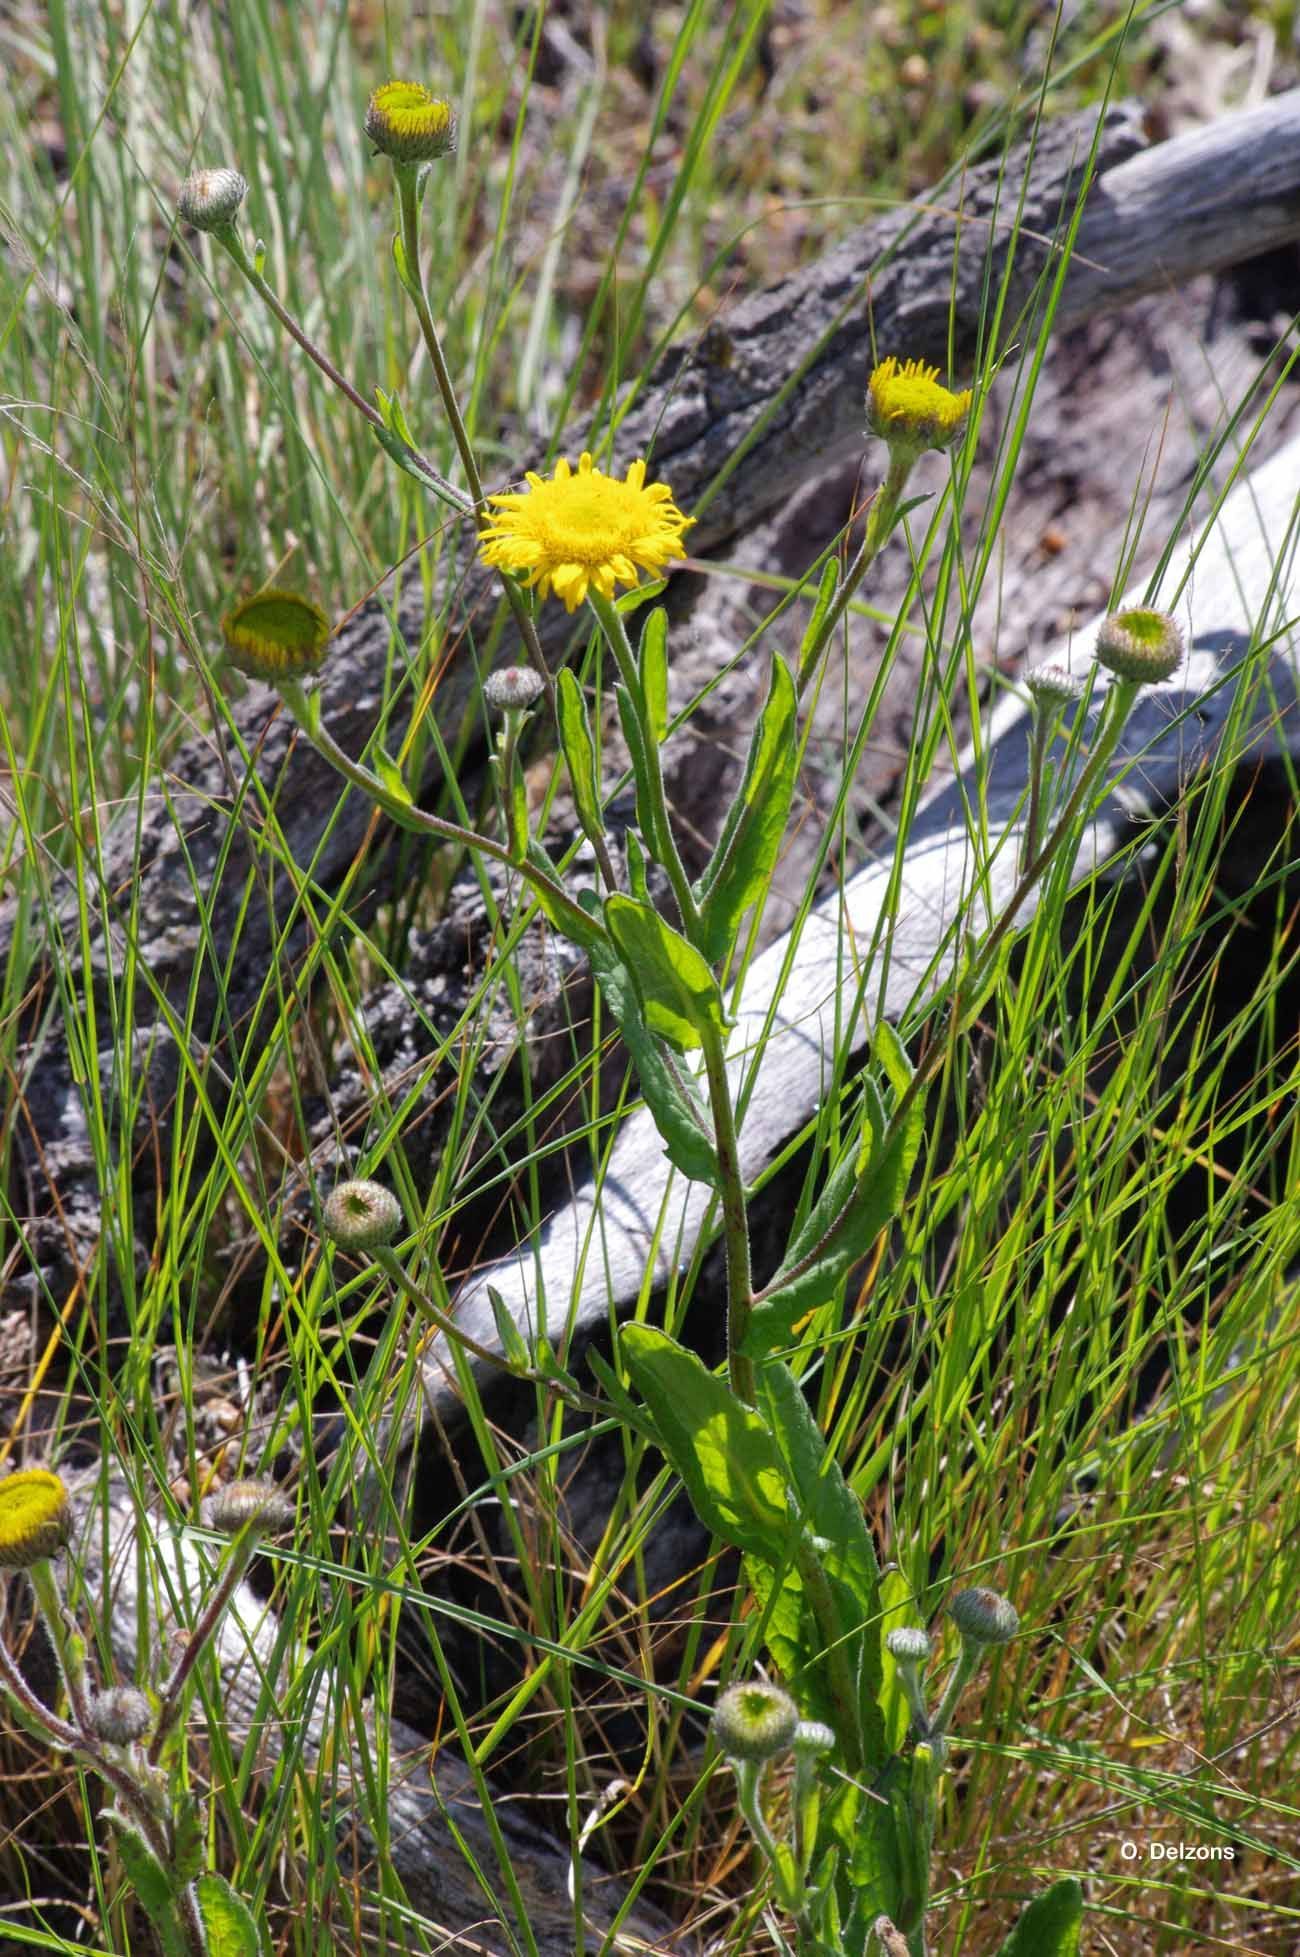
(867, 358, 972, 455)
(479, 453, 694, 613)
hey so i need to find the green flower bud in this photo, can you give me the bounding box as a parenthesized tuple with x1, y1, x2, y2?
(947, 1587, 1019, 1647)
(483, 666, 546, 713)
(1095, 607, 1184, 685)
(222, 589, 331, 683)
(87, 1686, 153, 1746)
(365, 81, 457, 164)
(177, 167, 248, 234)
(322, 1178, 403, 1251)
(885, 1626, 933, 1667)
(712, 1681, 799, 1763)
(208, 1479, 294, 1539)
(792, 1719, 836, 1755)
(0, 1468, 71, 1568)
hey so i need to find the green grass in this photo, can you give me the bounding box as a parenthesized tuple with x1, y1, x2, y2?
(1, 2, 1299, 1954)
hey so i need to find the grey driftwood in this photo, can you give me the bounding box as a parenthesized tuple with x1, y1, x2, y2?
(7, 89, 1300, 1312)
(422, 427, 1300, 1409)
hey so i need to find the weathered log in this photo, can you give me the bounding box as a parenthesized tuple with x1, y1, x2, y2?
(61, 1475, 683, 1954)
(14, 90, 1300, 1314)
(421, 428, 1300, 1410)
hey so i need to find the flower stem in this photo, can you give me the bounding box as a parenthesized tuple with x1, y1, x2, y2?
(391, 168, 558, 718)
(276, 682, 598, 945)
(149, 1537, 257, 1767)
(797, 452, 914, 698)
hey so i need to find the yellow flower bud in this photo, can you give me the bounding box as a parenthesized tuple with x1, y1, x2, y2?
(0, 1468, 71, 1568)
(364, 81, 457, 164)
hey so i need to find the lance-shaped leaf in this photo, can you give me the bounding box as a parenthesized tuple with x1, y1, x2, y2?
(695, 654, 798, 964)
(619, 1324, 792, 1561)
(760, 1363, 887, 1767)
(639, 606, 669, 741)
(797, 555, 840, 689)
(744, 1024, 924, 1355)
(196, 1873, 268, 1957)
(556, 669, 606, 856)
(604, 894, 727, 1051)
(524, 839, 607, 954)
(615, 682, 666, 862)
(589, 938, 720, 1185)
(993, 1878, 1084, 1957)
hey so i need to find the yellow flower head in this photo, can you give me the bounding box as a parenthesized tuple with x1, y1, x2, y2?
(478, 453, 694, 614)
(222, 589, 331, 683)
(0, 1468, 71, 1568)
(364, 81, 457, 164)
(867, 358, 972, 457)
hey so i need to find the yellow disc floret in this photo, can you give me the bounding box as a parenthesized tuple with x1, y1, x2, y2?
(478, 453, 694, 613)
(867, 358, 972, 457)
(364, 81, 457, 164)
(222, 589, 331, 682)
(0, 1468, 71, 1568)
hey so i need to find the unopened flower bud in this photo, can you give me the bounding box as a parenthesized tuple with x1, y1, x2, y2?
(87, 1686, 153, 1746)
(0, 1468, 71, 1568)
(483, 666, 545, 714)
(886, 1626, 933, 1667)
(177, 167, 248, 234)
(222, 590, 331, 682)
(322, 1179, 403, 1251)
(947, 1587, 1019, 1648)
(1023, 663, 1084, 709)
(208, 1478, 294, 1539)
(364, 81, 457, 164)
(792, 1719, 836, 1755)
(1095, 608, 1184, 685)
(712, 1681, 799, 1763)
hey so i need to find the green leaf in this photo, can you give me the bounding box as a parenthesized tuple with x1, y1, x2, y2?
(614, 578, 667, 617)
(507, 753, 529, 862)
(615, 682, 662, 859)
(625, 829, 651, 904)
(797, 557, 840, 687)
(695, 654, 798, 964)
(107, 1815, 189, 1957)
(604, 895, 726, 1052)
(828, 1769, 907, 1938)
(639, 608, 669, 741)
(487, 1285, 534, 1374)
(619, 1324, 792, 1561)
(556, 669, 606, 855)
(589, 940, 720, 1185)
(993, 1878, 1084, 1957)
(524, 840, 607, 953)
(745, 1036, 924, 1356)
(759, 1365, 887, 1767)
(171, 1791, 205, 1884)
(196, 1872, 267, 1957)
(373, 746, 413, 808)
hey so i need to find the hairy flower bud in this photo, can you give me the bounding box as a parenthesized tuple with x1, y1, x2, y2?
(87, 1686, 153, 1746)
(0, 1468, 71, 1568)
(365, 81, 457, 164)
(1023, 662, 1084, 709)
(886, 1626, 933, 1667)
(208, 1478, 294, 1539)
(712, 1681, 800, 1763)
(483, 666, 546, 713)
(947, 1587, 1019, 1648)
(177, 167, 248, 233)
(1095, 607, 1184, 685)
(322, 1178, 403, 1251)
